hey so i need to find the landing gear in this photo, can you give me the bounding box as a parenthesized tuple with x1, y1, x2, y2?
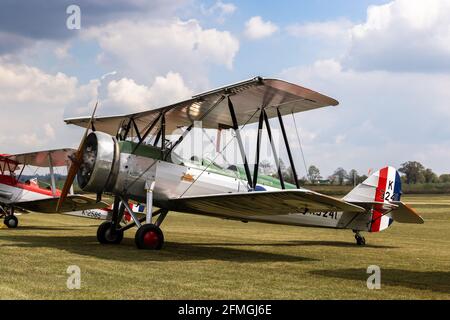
(96, 189, 168, 250)
(97, 221, 124, 244)
(4, 215, 18, 229)
(354, 230, 366, 246)
(135, 224, 164, 250)
(3, 206, 18, 229)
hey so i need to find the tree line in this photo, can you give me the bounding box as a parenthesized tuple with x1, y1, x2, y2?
(265, 160, 449, 186)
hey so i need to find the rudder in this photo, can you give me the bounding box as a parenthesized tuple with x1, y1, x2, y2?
(343, 166, 402, 232)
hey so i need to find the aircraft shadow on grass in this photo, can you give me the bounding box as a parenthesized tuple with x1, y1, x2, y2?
(9, 226, 84, 231)
(184, 241, 397, 249)
(310, 268, 450, 294)
(0, 234, 318, 263)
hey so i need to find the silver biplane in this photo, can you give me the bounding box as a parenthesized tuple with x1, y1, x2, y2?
(60, 77, 423, 250)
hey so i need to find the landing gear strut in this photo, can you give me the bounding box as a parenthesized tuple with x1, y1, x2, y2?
(97, 198, 125, 245)
(96, 185, 169, 250)
(2, 206, 18, 229)
(97, 221, 124, 244)
(353, 230, 366, 246)
(133, 181, 167, 250)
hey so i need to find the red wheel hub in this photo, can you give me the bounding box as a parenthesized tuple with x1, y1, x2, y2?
(143, 231, 159, 248)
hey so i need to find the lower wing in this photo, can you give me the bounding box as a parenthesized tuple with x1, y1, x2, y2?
(168, 190, 365, 218)
(16, 195, 109, 213)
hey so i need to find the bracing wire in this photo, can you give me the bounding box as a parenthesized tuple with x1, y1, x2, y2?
(179, 108, 260, 198)
(200, 127, 248, 190)
(291, 112, 309, 182)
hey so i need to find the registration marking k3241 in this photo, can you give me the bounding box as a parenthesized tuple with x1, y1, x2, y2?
(301, 211, 338, 220)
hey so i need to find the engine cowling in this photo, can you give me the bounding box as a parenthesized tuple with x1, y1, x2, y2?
(77, 131, 119, 194)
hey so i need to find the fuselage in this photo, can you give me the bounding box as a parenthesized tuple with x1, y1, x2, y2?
(83, 139, 372, 232)
(0, 174, 57, 204)
(0, 174, 111, 220)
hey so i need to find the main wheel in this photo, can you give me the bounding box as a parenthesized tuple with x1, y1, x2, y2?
(355, 235, 366, 246)
(135, 224, 164, 250)
(97, 222, 124, 244)
(4, 215, 18, 229)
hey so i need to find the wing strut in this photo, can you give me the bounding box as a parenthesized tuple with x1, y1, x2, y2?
(263, 109, 285, 189)
(277, 109, 300, 188)
(252, 109, 264, 189)
(132, 112, 162, 153)
(166, 95, 226, 157)
(228, 96, 253, 188)
(132, 118, 143, 142)
(160, 113, 166, 158)
(47, 153, 57, 197)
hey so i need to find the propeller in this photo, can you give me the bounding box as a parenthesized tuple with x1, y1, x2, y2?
(56, 102, 98, 212)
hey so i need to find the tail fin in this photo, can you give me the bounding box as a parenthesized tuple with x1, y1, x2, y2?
(343, 166, 402, 232)
(344, 166, 402, 204)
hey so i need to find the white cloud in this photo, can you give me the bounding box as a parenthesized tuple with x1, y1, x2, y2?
(0, 61, 98, 152)
(287, 18, 353, 40)
(0, 60, 196, 154)
(280, 59, 450, 175)
(277, 0, 450, 175)
(44, 124, 56, 140)
(244, 16, 279, 40)
(105, 72, 192, 113)
(84, 19, 239, 88)
(202, 1, 237, 23)
(285, 0, 450, 73)
(346, 0, 450, 72)
(54, 43, 71, 60)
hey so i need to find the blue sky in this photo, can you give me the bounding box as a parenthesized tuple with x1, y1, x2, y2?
(1, 0, 450, 178)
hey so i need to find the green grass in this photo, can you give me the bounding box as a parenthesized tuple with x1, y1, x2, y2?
(0, 195, 449, 300)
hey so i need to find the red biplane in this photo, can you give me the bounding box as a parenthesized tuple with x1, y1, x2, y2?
(0, 149, 110, 228)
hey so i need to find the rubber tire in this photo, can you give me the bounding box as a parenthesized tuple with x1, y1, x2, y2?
(97, 222, 124, 245)
(356, 236, 366, 246)
(135, 224, 164, 250)
(4, 216, 18, 229)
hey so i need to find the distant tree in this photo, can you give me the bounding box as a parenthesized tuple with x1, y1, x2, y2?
(298, 176, 308, 185)
(278, 158, 287, 173)
(347, 169, 359, 186)
(399, 161, 425, 184)
(439, 174, 450, 183)
(423, 168, 438, 183)
(259, 160, 273, 175)
(332, 167, 347, 186)
(308, 165, 321, 184)
(328, 175, 337, 185)
(273, 158, 294, 184)
(283, 165, 296, 185)
(357, 174, 368, 184)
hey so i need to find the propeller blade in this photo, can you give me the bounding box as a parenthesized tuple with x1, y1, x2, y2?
(56, 102, 98, 212)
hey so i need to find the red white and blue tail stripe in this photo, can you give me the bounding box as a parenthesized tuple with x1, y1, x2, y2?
(344, 166, 402, 232)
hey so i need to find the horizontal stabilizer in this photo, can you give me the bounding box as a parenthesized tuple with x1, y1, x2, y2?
(390, 202, 424, 224)
(16, 195, 109, 213)
(168, 190, 365, 218)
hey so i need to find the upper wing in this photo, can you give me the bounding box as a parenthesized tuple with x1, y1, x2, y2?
(16, 195, 109, 213)
(167, 190, 365, 218)
(5, 148, 76, 167)
(65, 77, 339, 136)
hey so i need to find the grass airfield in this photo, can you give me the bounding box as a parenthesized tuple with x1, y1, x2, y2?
(0, 195, 449, 300)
